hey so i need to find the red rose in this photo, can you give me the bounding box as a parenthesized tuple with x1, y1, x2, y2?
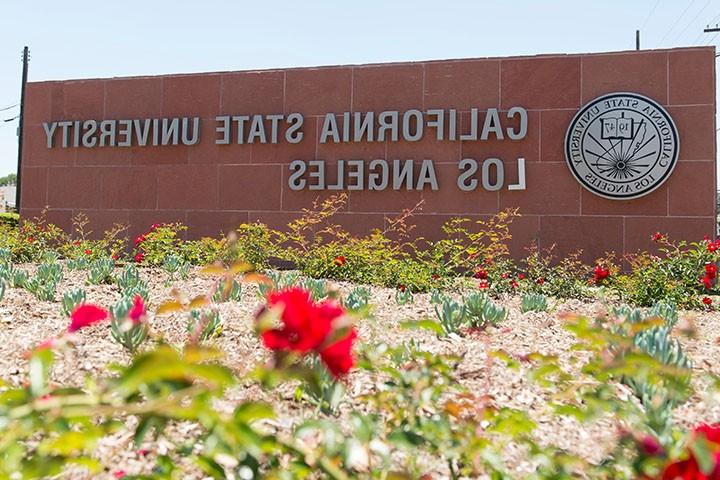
(703, 275, 714, 291)
(134, 252, 144, 263)
(473, 269, 488, 280)
(128, 295, 146, 324)
(319, 329, 358, 377)
(652, 232, 664, 242)
(84, 249, 92, 255)
(112, 253, 119, 260)
(478, 279, 489, 289)
(536, 277, 545, 285)
(518, 273, 525, 280)
(68, 304, 109, 333)
(150, 223, 161, 231)
(261, 288, 338, 353)
(510, 280, 519, 289)
(593, 265, 610, 283)
(707, 263, 718, 279)
(333, 255, 346, 267)
(709, 243, 718, 253)
(703, 297, 713, 306)
(134, 235, 146, 246)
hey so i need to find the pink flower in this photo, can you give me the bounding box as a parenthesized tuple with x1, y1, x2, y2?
(68, 304, 110, 333)
(112, 471, 126, 479)
(128, 296, 146, 324)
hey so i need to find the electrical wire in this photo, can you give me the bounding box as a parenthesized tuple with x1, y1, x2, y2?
(659, 0, 699, 45)
(0, 104, 18, 112)
(672, 0, 713, 45)
(641, 0, 661, 29)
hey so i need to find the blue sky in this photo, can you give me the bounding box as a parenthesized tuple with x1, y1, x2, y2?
(0, 0, 718, 177)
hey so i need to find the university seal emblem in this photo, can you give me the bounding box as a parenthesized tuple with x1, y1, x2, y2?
(564, 92, 679, 200)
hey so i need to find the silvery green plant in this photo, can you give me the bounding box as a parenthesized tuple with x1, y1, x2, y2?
(24, 263, 63, 301)
(40, 250, 60, 264)
(257, 271, 300, 298)
(66, 257, 90, 271)
(430, 288, 449, 305)
(61, 288, 86, 317)
(162, 254, 190, 285)
(87, 257, 115, 285)
(110, 296, 148, 354)
(187, 309, 223, 342)
(295, 355, 345, 415)
(434, 298, 466, 336)
(301, 277, 328, 301)
(520, 293, 549, 313)
(0, 248, 11, 265)
(0, 280, 5, 302)
(464, 293, 508, 328)
(395, 287, 414, 305)
(212, 278, 242, 303)
(345, 286, 371, 311)
(9, 267, 27, 289)
(115, 264, 149, 301)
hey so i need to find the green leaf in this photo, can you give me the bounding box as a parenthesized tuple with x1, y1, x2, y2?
(400, 319, 444, 336)
(29, 348, 53, 397)
(690, 437, 716, 474)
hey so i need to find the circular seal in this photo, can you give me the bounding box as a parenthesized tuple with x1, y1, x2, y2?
(564, 92, 679, 200)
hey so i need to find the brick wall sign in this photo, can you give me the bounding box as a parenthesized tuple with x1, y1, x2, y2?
(19, 47, 717, 261)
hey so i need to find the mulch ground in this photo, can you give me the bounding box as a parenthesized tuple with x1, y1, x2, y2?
(1, 265, 719, 479)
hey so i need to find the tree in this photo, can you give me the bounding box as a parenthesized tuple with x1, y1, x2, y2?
(0, 173, 16, 186)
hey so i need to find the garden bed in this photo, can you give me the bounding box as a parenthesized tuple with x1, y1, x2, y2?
(2, 265, 719, 479)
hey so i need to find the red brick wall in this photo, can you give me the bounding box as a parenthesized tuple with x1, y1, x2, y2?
(19, 47, 717, 261)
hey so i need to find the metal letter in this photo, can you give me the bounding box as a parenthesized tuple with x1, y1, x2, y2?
(288, 160, 307, 190)
(481, 158, 504, 191)
(457, 159, 478, 191)
(42, 122, 57, 148)
(508, 157, 527, 190)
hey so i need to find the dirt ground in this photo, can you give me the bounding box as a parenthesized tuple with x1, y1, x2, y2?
(1, 265, 719, 479)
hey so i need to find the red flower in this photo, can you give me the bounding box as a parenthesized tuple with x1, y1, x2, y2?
(398, 284, 406, 292)
(703, 275, 714, 291)
(696, 423, 720, 444)
(112, 471, 127, 479)
(431, 274, 440, 281)
(709, 243, 718, 253)
(333, 255, 346, 267)
(473, 269, 488, 280)
(478, 279, 489, 289)
(593, 265, 610, 283)
(652, 232, 665, 242)
(639, 435, 664, 456)
(128, 296, 146, 324)
(150, 223, 162, 231)
(134, 235, 146, 246)
(73, 240, 80, 246)
(261, 288, 338, 353)
(517, 273, 525, 280)
(112, 253, 119, 260)
(134, 252, 144, 263)
(703, 297, 713, 306)
(501, 272, 509, 279)
(27, 236, 34, 243)
(536, 277, 545, 285)
(68, 304, 109, 333)
(319, 329, 358, 377)
(34, 337, 57, 351)
(707, 263, 718, 280)
(510, 280, 519, 289)
(84, 249, 92, 255)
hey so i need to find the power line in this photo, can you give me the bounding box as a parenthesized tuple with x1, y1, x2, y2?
(641, 0, 661, 30)
(672, 0, 713, 45)
(3, 115, 19, 123)
(0, 103, 18, 112)
(659, 0, 698, 46)
(693, 11, 720, 43)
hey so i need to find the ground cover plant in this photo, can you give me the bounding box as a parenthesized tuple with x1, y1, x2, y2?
(0, 202, 719, 478)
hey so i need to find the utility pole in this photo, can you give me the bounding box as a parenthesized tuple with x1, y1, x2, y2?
(636, 30, 640, 50)
(15, 46, 29, 213)
(704, 24, 720, 33)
